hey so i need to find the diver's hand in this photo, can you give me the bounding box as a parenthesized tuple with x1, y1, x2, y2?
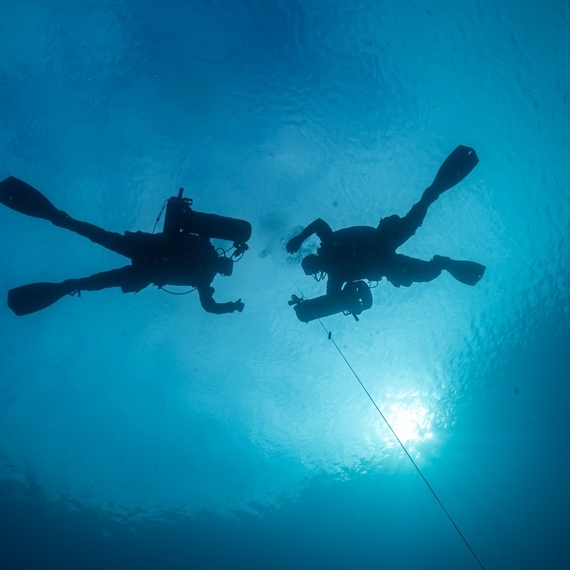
(233, 299, 244, 312)
(286, 234, 304, 254)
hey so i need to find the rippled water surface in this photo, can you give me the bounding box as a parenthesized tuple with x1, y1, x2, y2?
(1, 1, 569, 568)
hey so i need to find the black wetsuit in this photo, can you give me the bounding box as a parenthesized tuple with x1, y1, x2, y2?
(53, 215, 240, 314)
(292, 184, 449, 295)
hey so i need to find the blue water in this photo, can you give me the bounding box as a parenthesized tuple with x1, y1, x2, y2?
(1, 1, 569, 568)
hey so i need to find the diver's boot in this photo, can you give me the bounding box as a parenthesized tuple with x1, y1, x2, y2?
(433, 255, 486, 286)
(50, 209, 73, 228)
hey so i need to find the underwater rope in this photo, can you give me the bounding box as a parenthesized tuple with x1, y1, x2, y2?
(285, 269, 486, 570)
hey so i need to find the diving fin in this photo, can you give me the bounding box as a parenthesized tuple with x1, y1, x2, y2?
(7, 282, 75, 316)
(0, 176, 62, 222)
(428, 145, 479, 197)
(434, 256, 486, 286)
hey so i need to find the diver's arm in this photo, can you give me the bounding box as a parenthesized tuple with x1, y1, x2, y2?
(197, 284, 244, 314)
(286, 219, 333, 253)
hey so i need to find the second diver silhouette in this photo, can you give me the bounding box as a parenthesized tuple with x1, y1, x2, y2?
(286, 145, 486, 323)
(0, 179, 252, 316)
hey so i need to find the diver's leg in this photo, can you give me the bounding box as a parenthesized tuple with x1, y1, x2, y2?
(62, 266, 146, 292)
(377, 146, 479, 250)
(376, 188, 439, 250)
(384, 254, 443, 288)
(0, 176, 139, 257)
(0, 176, 150, 259)
(7, 266, 146, 316)
(52, 213, 140, 258)
(385, 255, 485, 287)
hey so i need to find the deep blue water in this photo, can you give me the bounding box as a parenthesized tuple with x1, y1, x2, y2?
(1, 1, 569, 569)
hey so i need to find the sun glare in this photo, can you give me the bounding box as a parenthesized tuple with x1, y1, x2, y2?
(377, 392, 434, 449)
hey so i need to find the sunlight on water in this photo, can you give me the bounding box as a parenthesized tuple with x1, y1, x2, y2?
(357, 376, 440, 466)
(1, 4, 569, 569)
(384, 395, 433, 447)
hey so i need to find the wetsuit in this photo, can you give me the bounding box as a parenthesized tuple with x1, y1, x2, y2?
(52, 213, 241, 314)
(290, 184, 452, 295)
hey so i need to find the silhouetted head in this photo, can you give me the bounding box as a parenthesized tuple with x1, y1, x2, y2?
(301, 254, 324, 276)
(215, 256, 233, 277)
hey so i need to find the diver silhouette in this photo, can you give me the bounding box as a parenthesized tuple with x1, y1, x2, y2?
(286, 145, 486, 322)
(0, 178, 252, 316)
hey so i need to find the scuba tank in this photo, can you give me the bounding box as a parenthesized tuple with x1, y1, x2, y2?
(163, 188, 252, 253)
(290, 280, 373, 323)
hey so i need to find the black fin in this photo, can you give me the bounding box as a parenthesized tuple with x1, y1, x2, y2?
(428, 145, 479, 196)
(0, 176, 61, 222)
(445, 260, 486, 286)
(7, 282, 73, 316)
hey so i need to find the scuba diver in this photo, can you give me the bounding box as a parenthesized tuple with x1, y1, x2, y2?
(286, 145, 486, 323)
(0, 177, 252, 316)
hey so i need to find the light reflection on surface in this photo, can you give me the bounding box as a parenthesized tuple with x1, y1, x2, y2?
(378, 391, 434, 451)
